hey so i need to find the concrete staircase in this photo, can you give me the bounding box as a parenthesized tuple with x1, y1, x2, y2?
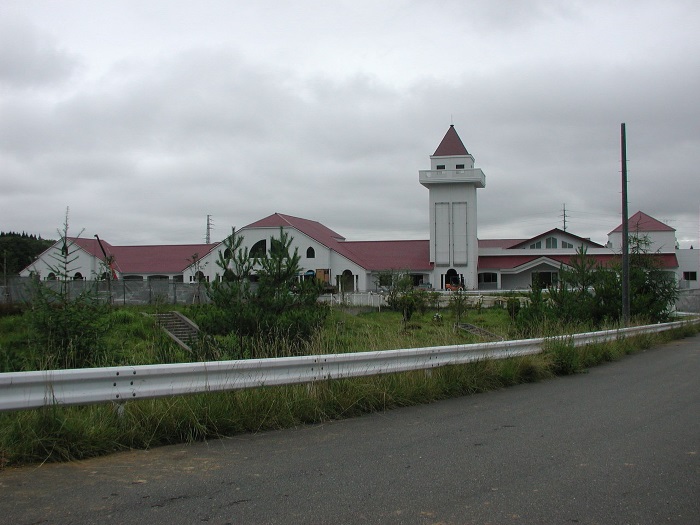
(153, 311, 200, 352)
(455, 322, 505, 341)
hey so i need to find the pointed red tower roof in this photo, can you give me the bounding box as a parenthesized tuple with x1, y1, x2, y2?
(433, 125, 469, 156)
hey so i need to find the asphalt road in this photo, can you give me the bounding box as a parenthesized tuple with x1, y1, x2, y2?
(1, 335, 699, 525)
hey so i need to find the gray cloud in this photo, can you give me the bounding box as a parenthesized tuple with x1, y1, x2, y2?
(0, 18, 79, 89)
(1, 1, 698, 250)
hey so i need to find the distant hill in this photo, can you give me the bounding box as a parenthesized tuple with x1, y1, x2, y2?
(0, 232, 55, 276)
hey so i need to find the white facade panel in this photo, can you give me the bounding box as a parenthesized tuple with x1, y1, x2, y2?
(198, 227, 334, 284)
(452, 202, 468, 265)
(677, 248, 700, 289)
(608, 230, 677, 253)
(435, 202, 450, 265)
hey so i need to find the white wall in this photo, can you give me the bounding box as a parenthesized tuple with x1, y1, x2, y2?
(677, 248, 700, 289)
(197, 227, 335, 283)
(608, 230, 677, 253)
(430, 153, 475, 170)
(20, 242, 101, 280)
(427, 182, 479, 289)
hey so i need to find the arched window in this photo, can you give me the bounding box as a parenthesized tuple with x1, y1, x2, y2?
(250, 240, 266, 258)
(73, 272, 83, 280)
(306, 247, 315, 258)
(47, 272, 56, 281)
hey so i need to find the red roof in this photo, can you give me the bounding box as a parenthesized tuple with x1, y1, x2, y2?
(242, 213, 431, 270)
(478, 239, 527, 249)
(433, 125, 469, 156)
(242, 212, 357, 263)
(242, 213, 345, 243)
(69, 237, 216, 274)
(340, 240, 432, 271)
(610, 211, 675, 234)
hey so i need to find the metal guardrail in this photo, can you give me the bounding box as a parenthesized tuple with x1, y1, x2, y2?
(1, 320, 697, 412)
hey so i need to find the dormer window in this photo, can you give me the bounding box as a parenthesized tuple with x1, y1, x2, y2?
(530, 241, 542, 249)
(436, 164, 445, 170)
(562, 241, 574, 249)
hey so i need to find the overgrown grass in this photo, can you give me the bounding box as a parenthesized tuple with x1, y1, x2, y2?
(0, 307, 189, 373)
(1, 305, 698, 468)
(0, 353, 555, 467)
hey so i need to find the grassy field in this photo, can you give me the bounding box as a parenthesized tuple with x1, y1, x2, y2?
(1, 304, 698, 467)
(1, 304, 514, 372)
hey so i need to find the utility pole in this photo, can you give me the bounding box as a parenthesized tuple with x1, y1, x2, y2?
(561, 203, 568, 231)
(206, 215, 214, 244)
(621, 123, 630, 326)
(3, 250, 9, 304)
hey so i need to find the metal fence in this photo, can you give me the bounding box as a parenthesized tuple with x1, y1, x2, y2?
(1, 319, 697, 412)
(0, 277, 209, 306)
(4, 278, 698, 312)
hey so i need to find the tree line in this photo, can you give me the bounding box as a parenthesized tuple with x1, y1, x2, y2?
(0, 232, 55, 276)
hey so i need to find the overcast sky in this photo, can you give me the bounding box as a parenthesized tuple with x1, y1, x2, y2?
(2, 1, 699, 249)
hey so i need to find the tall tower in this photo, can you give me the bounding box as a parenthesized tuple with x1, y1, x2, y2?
(419, 125, 485, 290)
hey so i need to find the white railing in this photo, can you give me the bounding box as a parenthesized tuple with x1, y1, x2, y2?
(0, 320, 697, 412)
(324, 292, 387, 308)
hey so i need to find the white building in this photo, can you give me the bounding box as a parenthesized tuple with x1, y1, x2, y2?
(419, 124, 484, 290)
(21, 126, 698, 292)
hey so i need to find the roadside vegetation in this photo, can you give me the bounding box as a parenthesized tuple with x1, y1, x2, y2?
(0, 227, 696, 467)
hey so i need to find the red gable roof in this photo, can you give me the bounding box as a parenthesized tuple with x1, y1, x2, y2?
(242, 213, 346, 243)
(69, 237, 216, 274)
(69, 237, 114, 261)
(433, 125, 469, 156)
(609, 211, 675, 234)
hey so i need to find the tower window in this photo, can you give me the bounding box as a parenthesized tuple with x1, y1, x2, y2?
(436, 164, 445, 170)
